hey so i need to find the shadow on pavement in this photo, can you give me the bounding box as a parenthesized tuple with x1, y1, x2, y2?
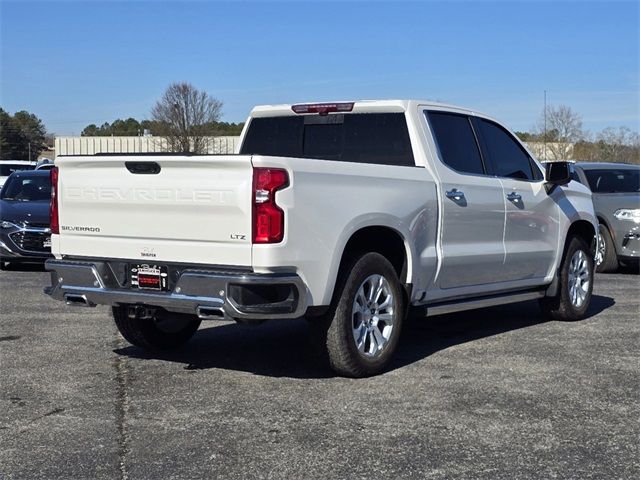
(617, 263, 639, 275)
(114, 295, 614, 379)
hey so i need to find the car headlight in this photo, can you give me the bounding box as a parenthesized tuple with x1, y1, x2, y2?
(613, 209, 640, 223)
(0, 220, 20, 229)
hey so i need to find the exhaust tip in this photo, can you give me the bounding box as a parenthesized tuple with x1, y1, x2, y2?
(196, 305, 225, 320)
(64, 294, 93, 307)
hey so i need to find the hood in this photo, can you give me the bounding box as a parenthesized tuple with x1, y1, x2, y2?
(593, 192, 640, 210)
(593, 192, 640, 216)
(0, 199, 51, 226)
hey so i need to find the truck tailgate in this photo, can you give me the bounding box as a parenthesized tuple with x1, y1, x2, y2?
(55, 155, 253, 266)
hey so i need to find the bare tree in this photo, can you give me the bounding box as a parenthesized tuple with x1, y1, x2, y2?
(597, 127, 640, 163)
(536, 104, 584, 160)
(151, 82, 223, 153)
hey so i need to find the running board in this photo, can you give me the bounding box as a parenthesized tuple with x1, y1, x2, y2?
(426, 290, 546, 317)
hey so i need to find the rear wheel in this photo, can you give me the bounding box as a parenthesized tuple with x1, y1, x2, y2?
(540, 235, 594, 321)
(309, 252, 405, 377)
(595, 224, 619, 273)
(113, 306, 201, 350)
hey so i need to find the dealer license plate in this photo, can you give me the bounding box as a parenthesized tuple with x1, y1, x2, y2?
(130, 264, 169, 291)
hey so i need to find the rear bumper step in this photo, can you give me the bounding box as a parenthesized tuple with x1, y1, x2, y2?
(44, 259, 308, 321)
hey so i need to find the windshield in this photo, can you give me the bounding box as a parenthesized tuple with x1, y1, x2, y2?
(1, 175, 51, 201)
(0, 163, 35, 176)
(584, 168, 640, 193)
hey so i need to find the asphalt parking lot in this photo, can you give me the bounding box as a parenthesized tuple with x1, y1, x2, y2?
(1, 266, 638, 480)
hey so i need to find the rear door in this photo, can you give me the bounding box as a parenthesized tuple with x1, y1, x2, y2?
(425, 111, 507, 290)
(473, 117, 559, 281)
(56, 155, 254, 266)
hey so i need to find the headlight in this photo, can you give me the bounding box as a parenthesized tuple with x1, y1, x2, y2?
(613, 209, 640, 223)
(0, 220, 19, 229)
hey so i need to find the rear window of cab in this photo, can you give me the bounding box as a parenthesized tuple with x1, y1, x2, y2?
(240, 113, 415, 167)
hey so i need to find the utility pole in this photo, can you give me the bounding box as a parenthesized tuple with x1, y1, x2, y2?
(543, 90, 547, 161)
(28, 142, 31, 161)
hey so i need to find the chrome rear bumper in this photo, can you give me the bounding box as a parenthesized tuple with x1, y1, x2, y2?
(44, 259, 308, 321)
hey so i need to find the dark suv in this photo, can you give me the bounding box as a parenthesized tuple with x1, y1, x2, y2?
(573, 162, 639, 272)
(0, 170, 53, 269)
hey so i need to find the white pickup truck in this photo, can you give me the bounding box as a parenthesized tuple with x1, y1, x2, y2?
(45, 100, 597, 377)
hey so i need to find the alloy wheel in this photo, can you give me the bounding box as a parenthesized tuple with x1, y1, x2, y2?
(351, 274, 396, 358)
(568, 250, 590, 308)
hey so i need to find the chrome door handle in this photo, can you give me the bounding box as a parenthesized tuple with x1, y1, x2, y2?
(445, 189, 465, 200)
(506, 192, 522, 202)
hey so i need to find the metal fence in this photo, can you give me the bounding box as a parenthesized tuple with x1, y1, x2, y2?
(54, 136, 241, 156)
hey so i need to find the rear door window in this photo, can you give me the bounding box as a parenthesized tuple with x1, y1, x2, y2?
(426, 111, 485, 175)
(240, 113, 415, 167)
(239, 116, 303, 158)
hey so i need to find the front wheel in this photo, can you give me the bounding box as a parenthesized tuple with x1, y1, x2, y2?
(113, 306, 201, 350)
(595, 224, 619, 273)
(309, 252, 405, 377)
(540, 235, 594, 321)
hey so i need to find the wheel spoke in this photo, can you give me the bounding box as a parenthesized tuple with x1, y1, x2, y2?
(378, 312, 394, 326)
(372, 325, 385, 350)
(355, 325, 367, 352)
(373, 276, 384, 304)
(368, 330, 377, 354)
(378, 295, 391, 310)
(366, 277, 377, 303)
(356, 286, 367, 308)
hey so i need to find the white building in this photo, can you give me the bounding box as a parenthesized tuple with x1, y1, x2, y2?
(525, 142, 575, 161)
(54, 136, 241, 156)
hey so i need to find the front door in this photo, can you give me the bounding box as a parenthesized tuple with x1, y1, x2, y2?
(473, 117, 559, 281)
(424, 110, 507, 290)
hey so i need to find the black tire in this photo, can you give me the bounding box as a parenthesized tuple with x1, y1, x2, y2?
(540, 235, 594, 321)
(595, 224, 619, 273)
(309, 252, 405, 377)
(113, 305, 201, 351)
(0, 261, 8, 271)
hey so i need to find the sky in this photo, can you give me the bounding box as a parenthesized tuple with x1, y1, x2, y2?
(1, 0, 638, 136)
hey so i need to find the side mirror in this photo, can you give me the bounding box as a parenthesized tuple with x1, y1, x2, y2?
(545, 161, 571, 186)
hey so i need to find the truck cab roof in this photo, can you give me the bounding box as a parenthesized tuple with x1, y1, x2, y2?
(249, 99, 484, 118)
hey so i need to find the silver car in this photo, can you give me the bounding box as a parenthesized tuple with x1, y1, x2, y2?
(573, 162, 640, 272)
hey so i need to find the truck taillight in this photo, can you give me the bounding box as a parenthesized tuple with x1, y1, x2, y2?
(252, 168, 288, 244)
(50, 166, 59, 234)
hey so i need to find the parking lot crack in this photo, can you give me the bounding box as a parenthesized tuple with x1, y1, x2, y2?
(113, 335, 131, 480)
